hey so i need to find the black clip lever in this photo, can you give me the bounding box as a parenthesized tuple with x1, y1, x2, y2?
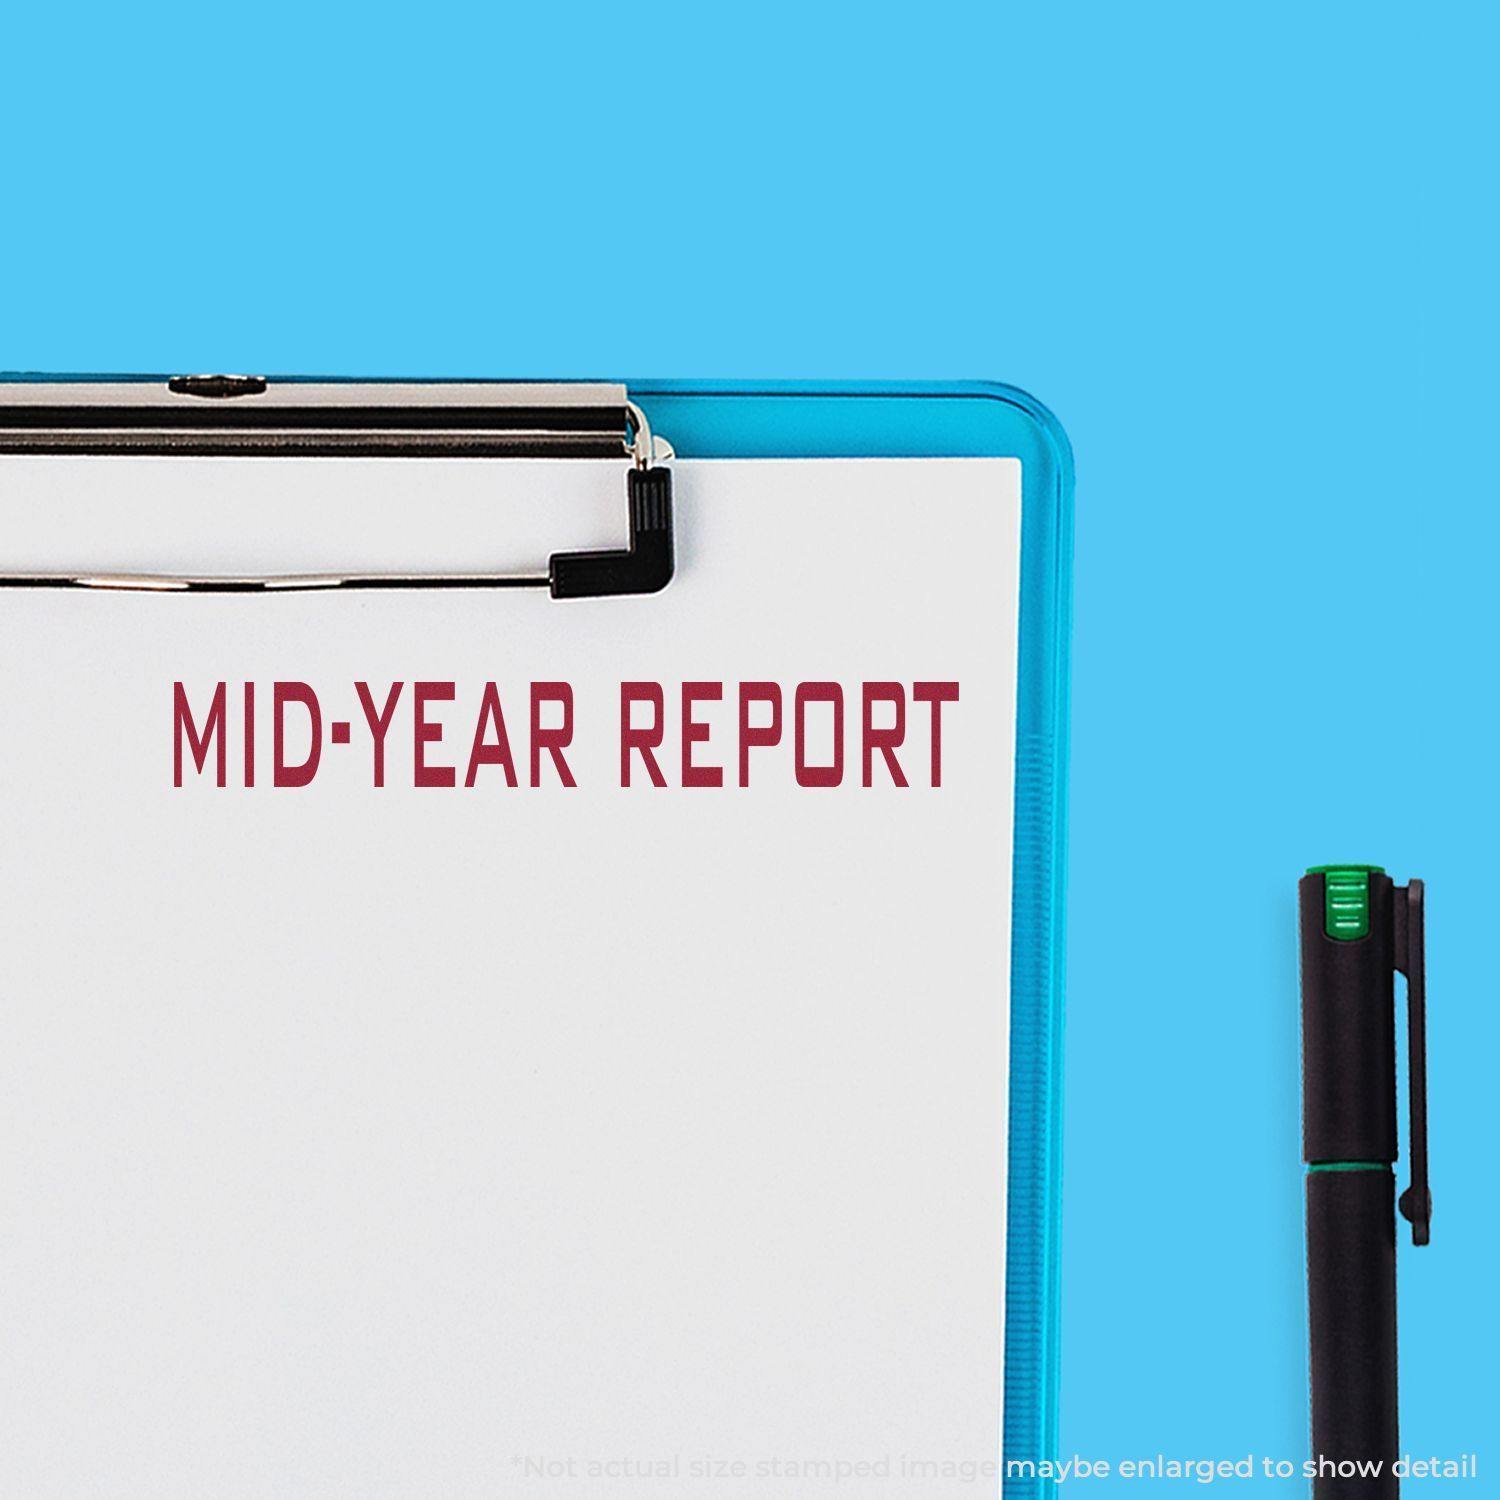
(1393, 879, 1431, 1245)
(548, 463, 674, 599)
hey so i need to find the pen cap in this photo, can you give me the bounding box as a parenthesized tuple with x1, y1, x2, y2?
(1299, 868, 1398, 1164)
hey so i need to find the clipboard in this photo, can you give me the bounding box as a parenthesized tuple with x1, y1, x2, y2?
(0, 378, 1071, 1499)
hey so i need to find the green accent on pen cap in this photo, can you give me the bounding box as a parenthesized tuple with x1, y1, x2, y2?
(1307, 1161, 1391, 1173)
(1308, 864, 1385, 941)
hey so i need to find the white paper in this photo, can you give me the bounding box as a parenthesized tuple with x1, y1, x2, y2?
(0, 455, 1020, 1498)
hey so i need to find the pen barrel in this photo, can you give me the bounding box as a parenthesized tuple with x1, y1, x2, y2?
(1306, 1167, 1399, 1497)
(1299, 873, 1397, 1163)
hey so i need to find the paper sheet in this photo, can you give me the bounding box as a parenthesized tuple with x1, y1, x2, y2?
(0, 455, 1020, 1498)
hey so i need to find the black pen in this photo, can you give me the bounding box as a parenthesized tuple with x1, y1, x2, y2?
(1299, 866, 1430, 1498)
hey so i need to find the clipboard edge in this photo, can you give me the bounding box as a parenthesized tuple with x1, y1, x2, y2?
(629, 381, 1073, 1492)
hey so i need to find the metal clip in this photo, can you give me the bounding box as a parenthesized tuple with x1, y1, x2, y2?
(0, 378, 675, 599)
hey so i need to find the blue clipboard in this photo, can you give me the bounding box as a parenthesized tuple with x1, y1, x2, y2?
(0, 373, 1071, 1488)
(635, 382, 1073, 1487)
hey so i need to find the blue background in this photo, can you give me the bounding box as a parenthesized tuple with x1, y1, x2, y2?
(2, 0, 1490, 1489)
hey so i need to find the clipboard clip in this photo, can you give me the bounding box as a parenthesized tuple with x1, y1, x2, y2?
(0, 378, 675, 600)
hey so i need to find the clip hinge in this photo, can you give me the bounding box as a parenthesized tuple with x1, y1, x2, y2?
(1393, 879, 1431, 1245)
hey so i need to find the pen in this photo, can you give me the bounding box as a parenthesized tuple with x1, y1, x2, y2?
(1299, 866, 1430, 1498)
